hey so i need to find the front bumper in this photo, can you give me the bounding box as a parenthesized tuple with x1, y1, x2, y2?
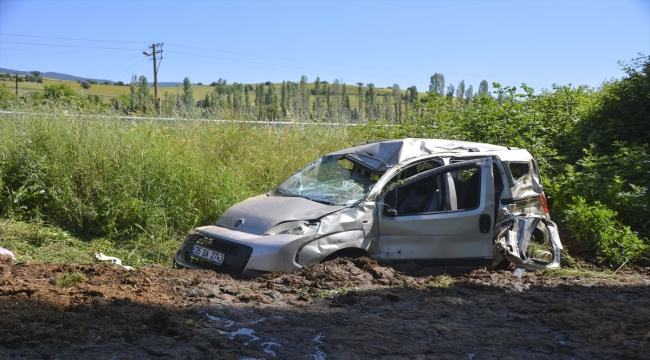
(174, 231, 254, 275)
(174, 226, 307, 276)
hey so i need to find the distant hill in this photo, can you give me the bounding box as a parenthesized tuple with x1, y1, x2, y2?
(0, 68, 183, 86)
(0, 68, 116, 84)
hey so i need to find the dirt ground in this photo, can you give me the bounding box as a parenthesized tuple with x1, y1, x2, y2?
(1, 255, 649, 360)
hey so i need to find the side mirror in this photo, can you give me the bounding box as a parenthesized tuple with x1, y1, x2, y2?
(385, 208, 398, 217)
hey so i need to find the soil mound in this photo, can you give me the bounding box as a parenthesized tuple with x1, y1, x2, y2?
(0, 259, 648, 359)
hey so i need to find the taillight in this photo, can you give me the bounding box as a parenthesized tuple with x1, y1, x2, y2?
(540, 193, 549, 214)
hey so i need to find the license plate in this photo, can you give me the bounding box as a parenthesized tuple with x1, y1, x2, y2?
(191, 244, 225, 265)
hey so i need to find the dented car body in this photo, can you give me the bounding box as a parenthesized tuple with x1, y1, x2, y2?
(174, 139, 562, 276)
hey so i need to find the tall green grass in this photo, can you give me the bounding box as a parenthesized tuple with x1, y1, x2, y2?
(0, 105, 352, 265)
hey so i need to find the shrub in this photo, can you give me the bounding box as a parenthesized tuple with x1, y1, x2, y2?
(81, 81, 91, 89)
(563, 196, 646, 266)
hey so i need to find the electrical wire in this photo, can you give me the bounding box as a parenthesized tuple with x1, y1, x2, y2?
(87, 54, 143, 77)
(0, 40, 142, 51)
(0, 32, 149, 45)
(164, 42, 346, 67)
(165, 50, 324, 71)
(110, 57, 150, 82)
(0, 47, 138, 57)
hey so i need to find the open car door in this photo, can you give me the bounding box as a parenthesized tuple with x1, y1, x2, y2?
(377, 157, 495, 265)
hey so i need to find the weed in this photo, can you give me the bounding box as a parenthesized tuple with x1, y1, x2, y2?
(316, 287, 350, 299)
(427, 274, 455, 288)
(56, 272, 86, 287)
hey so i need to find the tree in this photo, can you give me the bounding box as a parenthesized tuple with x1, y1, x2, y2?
(244, 85, 251, 117)
(408, 86, 418, 105)
(137, 75, 151, 109)
(365, 83, 377, 118)
(356, 82, 364, 118)
(81, 81, 91, 89)
(181, 77, 194, 108)
(313, 77, 321, 114)
(298, 75, 309, 116)
(446, 84, 455, 100)
(429, 73, 445, 95)
(130, 74, 137, 109)
(478, 80, 489, 97)
(114, 81, 125, 86)
(30, 71, 40, 77)
(280, 81, 287, 116)
(465, 85, 474, 104)
(456, 80, 465, 102)
(392, 84, 402, 122)
(573, 54, 650, 156)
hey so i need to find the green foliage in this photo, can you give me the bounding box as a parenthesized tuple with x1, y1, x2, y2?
(182, 77, 194, 109)
(551, 144, 649, 239)
(571, 54, 650, 159)
(81, 81, 91, 89)
(0, 83, 16, 107)
(43, 84, 78, 101)
(0, 107, 350, 265)
(563, 197, 646, 266)
(56, 272, 86, 287)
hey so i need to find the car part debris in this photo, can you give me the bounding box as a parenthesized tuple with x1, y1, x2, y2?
(95, 253, 134, 270)
(0, 247, 16, 260)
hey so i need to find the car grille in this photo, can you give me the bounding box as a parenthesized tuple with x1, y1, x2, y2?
(184, 232, 253, 275)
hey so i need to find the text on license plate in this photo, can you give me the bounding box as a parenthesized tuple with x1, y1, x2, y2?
(192, 245, 225, 265)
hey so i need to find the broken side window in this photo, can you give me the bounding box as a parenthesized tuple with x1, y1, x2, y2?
(507, 162, 530, 184)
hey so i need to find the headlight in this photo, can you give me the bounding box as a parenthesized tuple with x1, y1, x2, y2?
(265, 221, 320, 236)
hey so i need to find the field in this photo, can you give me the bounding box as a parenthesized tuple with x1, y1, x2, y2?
(0, 75, 417, 109)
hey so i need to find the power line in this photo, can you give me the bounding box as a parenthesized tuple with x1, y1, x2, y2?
(163, 55, 427, 83)
(110, 57, 150, 82)
(0, 40, 142, 51)
(0, 47, 139, 57)
(89, 54, 145, 78)
(165, 50, 321, 71)
(0, 32, 149, 44)
(165, 42, 347, 68)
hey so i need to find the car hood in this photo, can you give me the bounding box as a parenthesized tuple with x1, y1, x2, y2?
(216, 194, 347, 235)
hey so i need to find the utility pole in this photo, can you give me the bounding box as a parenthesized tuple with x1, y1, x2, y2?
(143, 43, 163, 115)
(15, 73, 18, 95)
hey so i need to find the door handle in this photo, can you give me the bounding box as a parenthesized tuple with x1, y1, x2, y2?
(479, 214, 491, 233)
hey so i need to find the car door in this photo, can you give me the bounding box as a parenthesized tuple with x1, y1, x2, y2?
(377, 157, 495, 265)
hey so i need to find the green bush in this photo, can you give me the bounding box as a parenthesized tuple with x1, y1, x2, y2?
(551, 143, 649, 240)
(563, 196, 646, 266)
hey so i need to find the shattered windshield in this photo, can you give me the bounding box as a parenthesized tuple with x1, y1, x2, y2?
(274, 155, 380, 206)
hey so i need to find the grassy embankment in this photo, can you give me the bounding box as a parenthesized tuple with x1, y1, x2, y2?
(0, 105, 353, 266)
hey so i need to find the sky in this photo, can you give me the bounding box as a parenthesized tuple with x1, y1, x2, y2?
(0, 0, 648, 92)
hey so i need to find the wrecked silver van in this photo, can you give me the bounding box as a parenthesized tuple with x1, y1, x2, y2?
(174, 139, 563, 276)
